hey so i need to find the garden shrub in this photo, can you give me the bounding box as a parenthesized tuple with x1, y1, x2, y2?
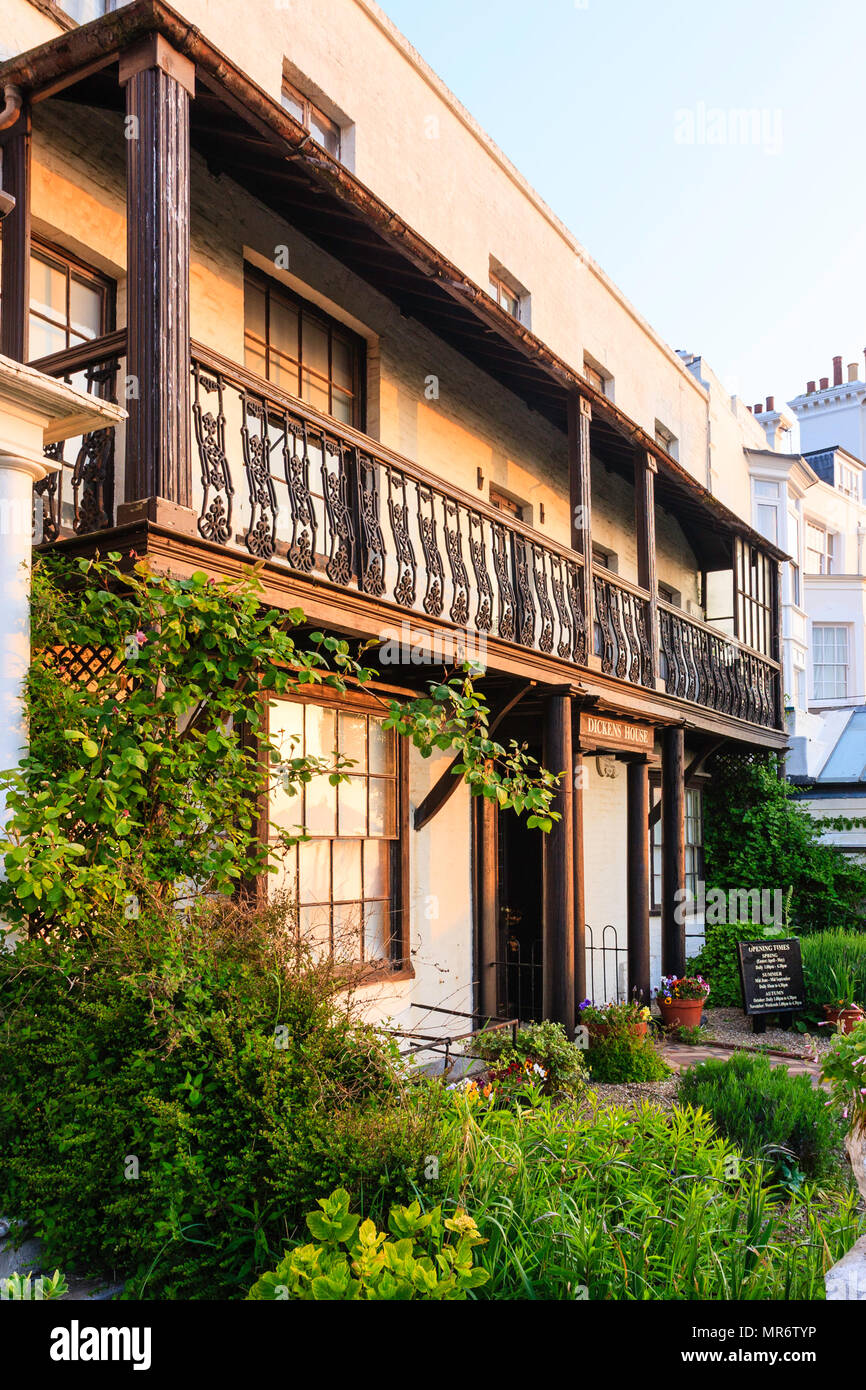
(247, 1188, 488, 1300)
(430, 1092, 864, 1299)
(472, 1020, 587, 1094)
(704, 750, 866, 935)
(585, 1024, 671, 1084)
(686, 922, 771, 1007)
(678, 1050, 845, 1184)
(0, 893, 441, 1300)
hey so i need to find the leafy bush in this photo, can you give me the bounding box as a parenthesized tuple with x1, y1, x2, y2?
(678, 1051, 845, 1185)
(584, 1014, 671, 1084)
(820, 1019, 866, 1131)
(704, 750, 866, 935)
(0, 1270, 68, 1301)
(472, 1020, 587, 1094)
(247, 1188, 488, 1300)
(0, 893, 440, 1300)
(801, 932, 866, 1013)
(431, 1092, 864, 1299)
(686, 922, 769, 1007)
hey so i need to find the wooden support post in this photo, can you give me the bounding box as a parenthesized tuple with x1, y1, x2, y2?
(661, 725, 686, 978)
(0, 107, 31, 362)
(543, 692, 575, 1032)
(568, 393, 593, 655)
(120, 35, 194, 507)
(635, 449, 658, 683)
(626, 758, 651, 1003)
(475, 794, 499, 1022)
(573, 747, 587, 1005)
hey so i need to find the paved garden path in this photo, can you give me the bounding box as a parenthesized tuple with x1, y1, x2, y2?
(662, 1039, 825, 1085)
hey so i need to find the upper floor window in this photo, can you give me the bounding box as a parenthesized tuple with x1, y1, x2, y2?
(55, 0, 120, 20)
(243, 269, 364, 428)
(734, 538, 773, 657)
(281, 79, 341, 160)
(753, 479, 780, 545)
(583, 355, 611, 398)
(592, 542, 618, 573)
(488, 259, 530, 326)
(805, 521, 835, 575)
(654, 420, 678, 460)
(838, 463, 860, 500)
(26, 243, 112, 361)
(813, 625, 849, 701)
(489, 486, 524, 521)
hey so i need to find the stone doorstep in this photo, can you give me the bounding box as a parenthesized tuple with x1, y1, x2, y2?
(825, 1235, 866, 1301)
(0, 1218, 123, 1301)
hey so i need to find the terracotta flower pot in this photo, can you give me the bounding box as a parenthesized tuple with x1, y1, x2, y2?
(657, 997, 704, 1030)
(823, 1005, 865, 1036)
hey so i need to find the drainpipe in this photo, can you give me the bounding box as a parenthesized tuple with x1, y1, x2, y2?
(0, 85, 23, 132)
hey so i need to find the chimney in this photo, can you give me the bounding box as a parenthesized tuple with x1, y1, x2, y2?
(849, 362, 859, 382)
(754, 402, 763, 414)
(833, 355, 843, 386)
(765, 395, 774, 412)
(820, 377, 829, 390)
(807, 380, 816, 394)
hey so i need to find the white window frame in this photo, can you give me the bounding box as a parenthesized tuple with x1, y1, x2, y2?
(805, 521, 835, 575)
(812, 624, 849, 701)
(488, 259, 530, 326)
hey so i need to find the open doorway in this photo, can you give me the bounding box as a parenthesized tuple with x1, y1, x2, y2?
(497, 800, 544, 1022)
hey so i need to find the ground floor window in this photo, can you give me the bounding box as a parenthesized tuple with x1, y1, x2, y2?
(650, 782, 705, 911)
(268, 692, 406, 969)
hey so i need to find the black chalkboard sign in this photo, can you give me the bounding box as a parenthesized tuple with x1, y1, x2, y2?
(737, 938, 805, 1016)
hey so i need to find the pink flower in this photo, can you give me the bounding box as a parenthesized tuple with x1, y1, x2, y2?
(135, 630, 146, 646)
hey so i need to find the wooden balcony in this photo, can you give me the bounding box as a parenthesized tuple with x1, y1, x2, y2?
(32, 332, 782, 734)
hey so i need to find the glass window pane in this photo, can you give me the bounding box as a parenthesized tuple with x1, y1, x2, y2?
(305, 704, 336, 761)
(69, 277, 102, 340)
(332, 839, 362, 901)
(302, 317, 329, 378)
(364, 838, 389, 900)
(306, 776, 337, 836)
(363, 900, 388, 963)
(368, 718, 395, 775)
(368, 777, 396, 837)
(338, 711, 366, 768)
(30, 256, 66, 325)
(299, 902, 331, 955)
(28, 316, 66, 360)
(301, 368, 330, 414)
(270, 297, 298, 360)
(270, 699, 304, 753)
(332, 901, 361, 963)
(298, 838, 331, 904)
(338, 776, 366, 836)
(281, 88, 305, 123)
(330, 389, 353, 424)
(332, 336, 354, 390)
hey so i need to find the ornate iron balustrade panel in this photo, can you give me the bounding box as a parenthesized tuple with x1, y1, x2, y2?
(189, 350, 586, 665)
(36, 339, 126, 541)
(660, 605, 780, 731)
(593, 573, 654, 688)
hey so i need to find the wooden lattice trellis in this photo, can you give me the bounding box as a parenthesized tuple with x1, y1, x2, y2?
(41, 644, 125, 691)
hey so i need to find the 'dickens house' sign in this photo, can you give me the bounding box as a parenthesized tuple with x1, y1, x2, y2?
(737, 939, 805, 1016)
(578, 713, 654, 754)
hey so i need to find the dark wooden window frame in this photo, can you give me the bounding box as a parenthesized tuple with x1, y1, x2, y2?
(26, 235, 116, 359)
(733, 537, 774, 658)
(265, 684, 412, 982)
(243, 264, 366, 431)
(281, 78, 342, 160)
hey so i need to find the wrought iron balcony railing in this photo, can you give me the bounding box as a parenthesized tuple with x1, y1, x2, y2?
(32, 332, 781, 730)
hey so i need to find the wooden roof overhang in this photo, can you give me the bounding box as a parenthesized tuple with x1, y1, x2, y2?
(1, 0, 786, 574)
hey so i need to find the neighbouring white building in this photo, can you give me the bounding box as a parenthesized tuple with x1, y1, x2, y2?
(739, 357, 866, 862)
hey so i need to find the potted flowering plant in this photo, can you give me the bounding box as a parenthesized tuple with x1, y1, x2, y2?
(655, 974, 710, 1030)
(577, 997, 652, 1040)
(820, 1019, 866, 1202)
(822, 966, 865, 1036)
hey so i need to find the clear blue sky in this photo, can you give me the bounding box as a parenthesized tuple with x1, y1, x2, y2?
(379, 0, 866, 417)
